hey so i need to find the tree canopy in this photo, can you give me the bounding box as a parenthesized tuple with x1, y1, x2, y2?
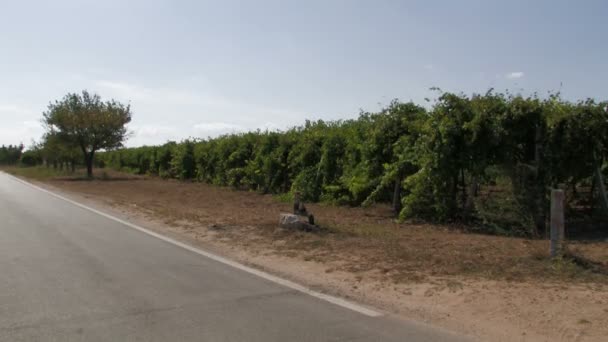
(42, 90, 131, 177)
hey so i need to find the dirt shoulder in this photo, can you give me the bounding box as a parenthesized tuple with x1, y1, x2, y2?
(10, 169, 608, 342)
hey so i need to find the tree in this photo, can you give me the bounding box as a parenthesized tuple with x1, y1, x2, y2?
(0, 144, 24, 165)
(40, 132, 81, 171)
(43, 91, 131, 178)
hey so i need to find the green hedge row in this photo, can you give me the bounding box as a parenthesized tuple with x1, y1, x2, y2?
(98, 91, 608, 236)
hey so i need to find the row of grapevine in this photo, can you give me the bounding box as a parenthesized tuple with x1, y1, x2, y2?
(98, 91, 608, 236)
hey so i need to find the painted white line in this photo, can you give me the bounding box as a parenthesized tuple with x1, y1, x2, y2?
(3, 172, 382, 317)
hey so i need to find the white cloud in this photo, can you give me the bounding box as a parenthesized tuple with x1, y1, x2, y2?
(0, 74, 307, 146)
(126, 121, 285, 147)
(193, 122, 244, 132)
(94, 80, 208, 106)
(96, 80, 144, 96)
(91, 79, 306, 146)
(126, 124, 179, 146)
(94, 79, 305, 117)
(423, 64, 435, 71)
(22, 120, 42, 129)
(506, 71, 525, 79)
(0, 104, 35, 116)
(135, 124, 178, 137)
(0, 103, 42, 145)
(0, 104, 21, 113)
(0, 120, 44, 146)
(192, 122, 244, 139)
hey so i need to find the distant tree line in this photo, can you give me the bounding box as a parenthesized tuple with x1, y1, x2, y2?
(0, 144, 24, 165)
(96, 90, 608, 237)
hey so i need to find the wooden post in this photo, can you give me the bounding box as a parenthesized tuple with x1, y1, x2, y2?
(293, 191, 301, 215)
(595, 167, 608, 212)
(392, 172, 403, 215)
(550, 189, 565, 258)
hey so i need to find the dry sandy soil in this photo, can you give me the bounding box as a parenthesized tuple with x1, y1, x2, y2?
(7, 168, 608, 341)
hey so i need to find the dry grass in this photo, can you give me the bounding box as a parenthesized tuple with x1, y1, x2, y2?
(1, 166, 79, 180)
(9, 167, 608, 284)
(1, 166, 144, 181)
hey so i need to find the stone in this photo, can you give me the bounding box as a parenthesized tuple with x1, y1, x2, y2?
(279, 213, 320, 232)
(279, 213, 300, 226)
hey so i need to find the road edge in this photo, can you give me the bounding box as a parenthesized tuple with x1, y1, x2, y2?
(2, 171, 383, 318)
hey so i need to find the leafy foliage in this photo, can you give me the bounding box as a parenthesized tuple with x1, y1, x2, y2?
(0, 144, 24, 165)
(97, 91, 608, 236)
(42, 90, 131, 177)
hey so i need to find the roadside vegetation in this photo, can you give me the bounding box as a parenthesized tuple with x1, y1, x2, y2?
(90, 90, 608, 238)
(12, 89, 608, 239)
(1, 165, 79, 181)
(0, 144, 24, 166)
(5, 87, 607, 281)
(4, 89, 608, 340)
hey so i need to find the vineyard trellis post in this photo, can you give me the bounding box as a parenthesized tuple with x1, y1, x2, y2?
(550, 189, 565, 258)
(595, 167, 608, 213)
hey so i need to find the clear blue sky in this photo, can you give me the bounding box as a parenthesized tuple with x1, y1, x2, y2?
(1, 0, 607, 146)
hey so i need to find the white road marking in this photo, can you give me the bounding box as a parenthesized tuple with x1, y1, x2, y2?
(4, 172, 382, 317)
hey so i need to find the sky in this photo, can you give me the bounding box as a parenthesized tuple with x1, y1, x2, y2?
(1, 0, 607, 147)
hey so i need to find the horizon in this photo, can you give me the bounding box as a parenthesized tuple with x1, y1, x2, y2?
(2, 0, 607, 147)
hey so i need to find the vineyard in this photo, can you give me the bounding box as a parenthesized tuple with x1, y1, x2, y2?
(25, 90, 608, 237)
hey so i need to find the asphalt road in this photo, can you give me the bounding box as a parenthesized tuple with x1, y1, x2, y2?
(0, 172, 469, 342)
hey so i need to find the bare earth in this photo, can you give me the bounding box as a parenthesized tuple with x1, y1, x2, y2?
(19, 171, 608, 342)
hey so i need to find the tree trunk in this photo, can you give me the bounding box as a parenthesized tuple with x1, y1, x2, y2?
(87, 156, 93, 178)
(84, 151, 95, 178)
(590, 174, 596, 213)
(460, 168, 467, 211)
(464, 175, 478, 219)
(392, 171, 403, 216)
(450, 172, 460, 218)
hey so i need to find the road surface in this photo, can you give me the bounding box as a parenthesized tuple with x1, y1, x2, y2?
(0, 172, 468, 341)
